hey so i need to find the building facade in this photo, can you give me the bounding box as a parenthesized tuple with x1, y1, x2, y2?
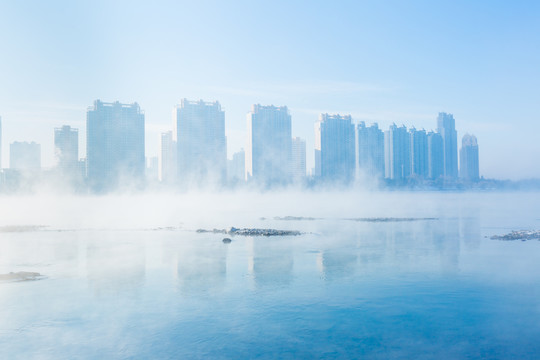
(292, 137, 306, 181)
(460, 134, 479, 181)
(437, 112, 458, 178)
(10, 141, 41, 171)
(427, 131, 444, 180)
(146, 156, 159, 182)
(175, 99, 226, 185)
(384, 124, 411, 180)
(159, 131, 177, 183)
(410, 128, 428, 178)
(0, 116, 2, 170)
(315, 114, 355, 183)
(246, 104, 292, 185)
(54, 125, 79, 174)
(86, 100, 145, 191)
(356, 122, 385, 178)
(227, 149, 245, 183)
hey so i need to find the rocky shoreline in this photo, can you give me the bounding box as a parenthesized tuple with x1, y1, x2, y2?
(271, 216, 320, 221)
(0, 225, 47, 233)
(197, 227, 302, 237)
(0, 272, 44, 282)
(263, 216, 438, 222)
(490, 230, 540, 241)
(346, 217, 438, 222)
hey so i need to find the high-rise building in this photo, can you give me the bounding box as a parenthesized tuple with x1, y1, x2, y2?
(54, 125, 79, 174)
(146, 156, 159, 182)
(437, 112, 458, 178)
(315, 114, 355, 183)
(427, 131, 444, 180)
(384, 124, 411, 180)
(10, 141, 41, 171)
(159, 131, 177, 183)
(291, 137, 306, 181)
(175, 99, 226, 185)
(246, 104, 292, 185)
(86, 100, 145, 191)
(0, 116, 2, 170)
(356, 122, 385, 178)
(410, 128, 428, 178)
(314, 150, 321, 178)
(227, 149, 245, 183)
(460, 134, 479, 181)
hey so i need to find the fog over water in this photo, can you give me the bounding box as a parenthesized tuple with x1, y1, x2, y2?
(1, 190, 536, 230)
(1, 191, 540, 358)
(1, 1, 539, 357)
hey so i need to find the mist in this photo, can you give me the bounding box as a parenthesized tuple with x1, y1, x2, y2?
(0, 189, 536, 231)
(2, 186, 540, 358)
(1, 1, 540, 358)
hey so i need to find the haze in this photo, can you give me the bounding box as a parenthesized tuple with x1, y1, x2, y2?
(0, 0, 539, 179)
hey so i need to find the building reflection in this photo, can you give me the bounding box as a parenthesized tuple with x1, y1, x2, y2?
(0, 231, 80, 278)
(430, 218, 460, 271)
(318, 218, 463, 276)
(460, 216, 481, 250)
(86, 233, 146, 296)
(317, 250, 357, 281)
(176, 238, 227, 294)
(247, 237, 293, 288)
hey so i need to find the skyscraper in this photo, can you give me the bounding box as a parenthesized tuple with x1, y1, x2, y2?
(315, 114, 355, 183)
(227, 149, 245, 183)
(427, 131, 444, 180)
(159, 131, 177, 183)
(54, 125, 79, 174)
(291, 137, 306, 181)
(175, 99, 226, 185)
(437, 112, 458, 178)
(410, 128, 428, 178)
(246, 104, 292, 185)
(384, 124, 411, 180)
(146, 156, 159, 182)
(460, 134, 479, 181)
(0, 116, 2, 170)
(10, 141, 41, 171)
(356, 122, 385, 178)
(86, 100, 145, 191)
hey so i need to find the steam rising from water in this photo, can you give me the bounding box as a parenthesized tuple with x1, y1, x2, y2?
(0, 190, 537, 232)
(1, 190, 540, 359)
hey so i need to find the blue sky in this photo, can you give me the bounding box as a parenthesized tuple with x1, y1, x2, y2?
(0, 0, 538, 179)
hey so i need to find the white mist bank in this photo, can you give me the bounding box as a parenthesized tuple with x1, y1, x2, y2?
(0, 190, 539, 231)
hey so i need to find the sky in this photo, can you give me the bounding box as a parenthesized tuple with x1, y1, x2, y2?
(0, 0, 538, 179)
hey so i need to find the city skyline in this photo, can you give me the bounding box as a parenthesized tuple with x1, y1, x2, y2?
(0, 1, 538, 180)
(0, 97, 518, 181)
(1, 3, 539, 359)
(0, 98, 484, 191)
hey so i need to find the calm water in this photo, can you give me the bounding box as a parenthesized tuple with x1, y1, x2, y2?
(0, 191, 539, 359)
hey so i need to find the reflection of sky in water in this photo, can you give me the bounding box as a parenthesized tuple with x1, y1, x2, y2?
(0, 193, 539, 358)
(248, 238, 294, 288)
(86, 234, 146, 296)
(176, 240, 227, 294)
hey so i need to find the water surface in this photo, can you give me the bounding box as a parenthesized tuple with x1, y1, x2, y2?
(0, 191, 539, 359)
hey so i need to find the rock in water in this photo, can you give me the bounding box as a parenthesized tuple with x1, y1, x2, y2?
(197, 227, 303, 237)
(222, 238, 232, 244)
(491, 230, 540, 241)
(0, 271, 43, 282)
